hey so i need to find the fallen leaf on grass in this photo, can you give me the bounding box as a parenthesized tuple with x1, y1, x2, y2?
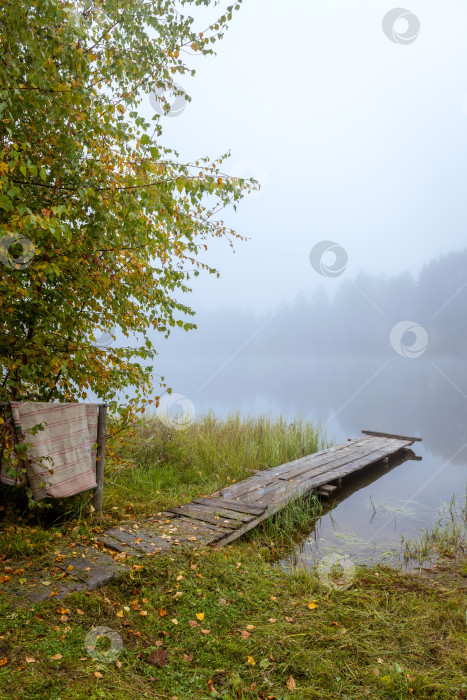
(306, 600, 318, 610)
(188, 620, 197, 628)
(195, 612, 204, 621)
(183, 653, 193, 662)
(270, 596, 277, 601)
(60, 615, 68, 623)
(268, 618, 277, 623)
(116, 610, 124, 618)
(115, 660, 122, 669)
(285, 616, 294, 623)
(341, 627, 347, 634)
(159, 609, 167, 617)
(140, 611, 148, 616)
(76, 609, 84, 615)
(94, 671, 103, 678)
(49, 654, 62, 661)
(247, 656, 255, 665)
(286, 675, 296, 691)
(170, 618, 178, 625)
(0, 657, 8, 667)
(25, 656, 36, 663)
(147, 649, 168, 667)
(155, 641, 163, 647)
(246, 624, 255, 630)
(200, 629, 210, 635)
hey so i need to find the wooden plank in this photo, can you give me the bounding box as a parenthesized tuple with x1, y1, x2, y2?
(189, 501, 254, 522)
(267, 437, 374, 478)
(277, 437, 390, 481)
(194, 497, 266, 516)
(238, 440, 407, 505)
(318, 484, 338, 493)
(362, 430, 422, 443)
(278, 437, 405, 482)
(103, 528, 167, 553)
(92, 404, 107, 515)
(167, 505, 241, 530)
(96, 534, 143, 554)
(220, 437, 383, 500)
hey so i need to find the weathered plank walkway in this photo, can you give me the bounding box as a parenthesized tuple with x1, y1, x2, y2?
(96, 431, 421, 554)
(1, 431, 420, 606)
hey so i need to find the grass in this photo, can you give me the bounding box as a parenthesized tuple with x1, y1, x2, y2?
(0, 540, 465, 699)
(0, 414, 466, 699)
(104, 412, 327, 518)
(402, 494, 467, 566)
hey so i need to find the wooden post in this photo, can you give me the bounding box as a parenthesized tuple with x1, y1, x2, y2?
(92, 404, 107, 515)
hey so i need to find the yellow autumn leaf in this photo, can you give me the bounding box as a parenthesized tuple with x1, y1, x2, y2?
(116, 609, 124, 618)
(306, 600, 318, 610)
(247, 656, 255, 665)
(286, 675, 296, 691)
(196, 612, 204, 621)
(50, 654, 62, 661)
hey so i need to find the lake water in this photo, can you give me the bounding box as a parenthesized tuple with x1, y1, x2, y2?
(155, 352, 467, 568)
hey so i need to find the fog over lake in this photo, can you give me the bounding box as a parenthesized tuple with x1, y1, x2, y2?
(139, 250, 467, 566)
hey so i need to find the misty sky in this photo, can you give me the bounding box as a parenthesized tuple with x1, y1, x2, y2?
(138, 0, 467, 312)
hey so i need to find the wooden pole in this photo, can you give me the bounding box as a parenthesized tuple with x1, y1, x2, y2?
(92, 404, 107, 515)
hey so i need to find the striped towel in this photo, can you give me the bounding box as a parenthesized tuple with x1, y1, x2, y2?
(1, 402, 98, 500)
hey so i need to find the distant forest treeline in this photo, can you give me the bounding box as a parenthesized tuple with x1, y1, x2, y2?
(166, 249, 467, 357)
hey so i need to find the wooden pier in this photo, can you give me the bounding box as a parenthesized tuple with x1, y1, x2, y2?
(97, 431, 421, 554)
(1, 431, 421, 606)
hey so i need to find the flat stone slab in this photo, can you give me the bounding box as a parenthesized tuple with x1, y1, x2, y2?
(0, 546, 126, 607)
